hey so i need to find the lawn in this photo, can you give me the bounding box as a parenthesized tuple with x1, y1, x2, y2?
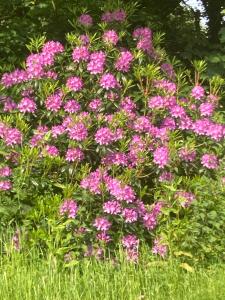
(0, 252, 224, 300)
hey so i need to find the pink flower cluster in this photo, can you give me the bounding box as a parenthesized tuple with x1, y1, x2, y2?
(66, 76, 83, 92)
(45, 91, 63, 112)
(59, 199, 78, 218)
(66, 148, 84, 162)
(81, 169, 106, 194)
(122, 234, 139, 261)
(87, 51, 106, 74)
(152, 238, 168, 258)
(103, 200, 122, 215)
(101, 9, 126, 23)
(175, 191, 196, 208)
(153, 146, 169, 168)
(100, 73, 119, 90)
(0, 122, 22, 146)
(103, 30, 119, 45)
(72, 46, 90, 63)
(179, 148, 196, 162)
(0, 180, 12, 191)
(94, 217, 111, 231)
(67, 122, 88, 141)
(133, 27, 152, 54)
(191, 85, 205, 100)
(78, 14, 93, 27)
(1, 41, 63, 86)
(143, 202, 163, 230)
(0, 166, 12, 177)
(115, 51, 133, 72)
(18, 97, 36, 113)
(201, 154, 218, 169)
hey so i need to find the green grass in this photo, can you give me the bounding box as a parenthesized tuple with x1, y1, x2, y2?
(0, 252, 225, 300)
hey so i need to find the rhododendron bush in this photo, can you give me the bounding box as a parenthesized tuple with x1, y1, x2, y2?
(1, 8, 225, 262)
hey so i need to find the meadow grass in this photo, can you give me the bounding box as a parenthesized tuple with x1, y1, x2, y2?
(0, 250, 225, 300)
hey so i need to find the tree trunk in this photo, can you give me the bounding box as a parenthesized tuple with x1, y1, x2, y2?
(201, 0, 224, 43)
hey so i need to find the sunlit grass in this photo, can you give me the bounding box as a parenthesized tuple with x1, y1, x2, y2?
(0, 250, 224, 300)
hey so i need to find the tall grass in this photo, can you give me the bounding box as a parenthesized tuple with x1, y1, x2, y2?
(0, 251, 225, 300)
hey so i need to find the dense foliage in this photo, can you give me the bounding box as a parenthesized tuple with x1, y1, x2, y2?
(0, 5, 225, 264)
(1, 1, 225, 74)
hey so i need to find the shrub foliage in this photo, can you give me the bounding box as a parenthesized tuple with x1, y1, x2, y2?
(0, 7, 225, 262)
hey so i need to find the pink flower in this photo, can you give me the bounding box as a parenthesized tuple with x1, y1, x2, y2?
(101, 11, 114, 23)
(72, 46, 90, 62)
(143, 202, 163, 230)
(152, 238, 168, 258)
(44, 70, 58, 79)
(93, 217, 111, 231)
(148, 96, 165, 109)
(179, 148, 196, 162)
(103, 200, 122, 215)
(67, 122, 88, 141)
(65, 148, 84, 162)
(115, 51, 133, 72)
(207, 123, 223, 141)
(143, 213, 157, 230)
(0, 166, 12, 177)
(59, 199, 78, 218)
(191, 85, 205, 100)
(133, 116, 151, 132)
(199, 102, 214, 117)
(175, 191, 196, 208)
(80, 169, 105, 194)
(120, 96, 136, 113)
(105, 177, 136, 203)
(126, 248, 139, 262)
(45, 92, 62, 112)
(153, 146, 169, 168)
(66, 76, 83, 92)
(193, 120, 208, 137)
(3, 99, 17, 112)
(4, 128, 22, 146)
(102, 152, 128, 166)
(95, 127, 115, 145)
(99, 73, 119, 90)
(101, 9, 126, 23)
(178, 115, 193, 130)
(80, 34, 90, 45)
(51, 125, 65, 138)
(122, 208, 138, 223)
(122, 234, 139, 249)
(0, 123, 8, 138)
(44, 145, 59, 157)
(18, 97, 36, 113)
(64, 99, 81, 113)
(1, 69, 27, 87)
(160, 117, 176, 130)
(87, 51, 106, 74)
(133, 27, 152, 54)
(78, 14, 93, 26)
(96, 232, 112, 243)
(169, 105, 186, 118)
(42, 41, 64, 55)
(161, 63, 175, 78)
(103, 30, 119, 45)
(154, 79, 176, 94)
(88, 98, 102, 111)
(159, 171, 174, 182)
(0, 180, 12, 191)
(112, 9, 126, 22)
(201, 154, 218, 169)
